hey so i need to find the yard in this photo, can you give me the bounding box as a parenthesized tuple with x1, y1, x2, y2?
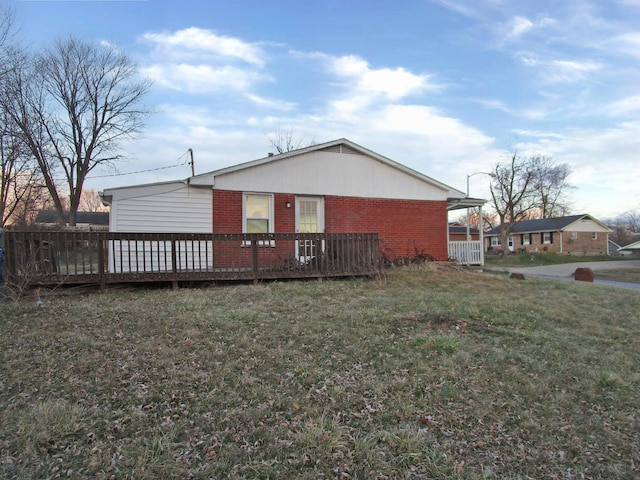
(1, 267, 639, 479)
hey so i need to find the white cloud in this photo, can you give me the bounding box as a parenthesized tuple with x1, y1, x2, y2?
(605, 94, 640, 117)
(244, 93, 297, 111)
(142, 63, 267, 93)
(140, 27, 266, 66)
(514, 122, 640, 216)
(507, 16, 535, 38)
(139, 27, 274, 95)
(516, 53, 603, 83)
(308, 53, 442, 102)
(601, 31, 640, 57)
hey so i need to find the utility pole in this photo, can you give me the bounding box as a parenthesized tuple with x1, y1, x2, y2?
(188, 148, 195, 176)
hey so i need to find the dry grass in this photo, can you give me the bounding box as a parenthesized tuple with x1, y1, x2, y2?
(1, 268, 639, 479)
(594, 267, 640, 284)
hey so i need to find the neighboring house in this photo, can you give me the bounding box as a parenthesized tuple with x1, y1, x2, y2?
(449, 223, 480, 241)
(485, 214, 612, 255)
(101, 138, 481, 263)
(608, 239, 622, 256)
(618, 240, 640, 256)
(35, 210, 109, 229)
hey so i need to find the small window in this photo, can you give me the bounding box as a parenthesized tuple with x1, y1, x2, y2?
(522, 234, 531, 245)
(244, 193, 272, 233)
(592, 232, 598, 240)
(243, 194, 275, 246)
(570, 232, 578, 240)
(543, 232, 553, 244)
(490, 236, 501, 246)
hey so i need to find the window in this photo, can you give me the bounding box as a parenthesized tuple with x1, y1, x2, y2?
(542, 232, 553, 244)
(522, 234, 531, 245)
(570, 231, 578, 240)
(592, 232, 598, 240)
(490, 236, 501, 246)
(243, 193, 273, 234)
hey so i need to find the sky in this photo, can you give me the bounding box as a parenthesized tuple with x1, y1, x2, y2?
(8, 0, 640, 220)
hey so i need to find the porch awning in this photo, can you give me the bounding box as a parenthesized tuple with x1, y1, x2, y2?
(447, 197, 486, 211)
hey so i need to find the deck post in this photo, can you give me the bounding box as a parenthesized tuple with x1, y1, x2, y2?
(251, 238, 259, 284)
(98, 236, 106, 290)
(171, 238, 179, 290)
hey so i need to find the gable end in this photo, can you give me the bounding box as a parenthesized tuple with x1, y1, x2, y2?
(318, 144, 365, 156)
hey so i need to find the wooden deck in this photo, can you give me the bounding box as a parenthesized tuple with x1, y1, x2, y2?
(3, 230, 381, 288)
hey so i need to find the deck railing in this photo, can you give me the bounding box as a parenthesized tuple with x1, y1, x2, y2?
(448, 240, 483, 265)
(3, 230, 381, 287)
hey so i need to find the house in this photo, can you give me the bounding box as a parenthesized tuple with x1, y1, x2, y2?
(35, 210, 109, 229)
(449, 223, 480, 241)
(100, 138, 482, 265)
(484, 214, 612, 255)
(608, 239, 622, 256)
(618, 240, 640, 256)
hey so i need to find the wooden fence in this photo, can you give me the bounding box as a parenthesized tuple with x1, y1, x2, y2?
(3, 230, 381, 288)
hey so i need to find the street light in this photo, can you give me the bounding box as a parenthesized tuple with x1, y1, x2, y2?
(466, 172, 486, 241)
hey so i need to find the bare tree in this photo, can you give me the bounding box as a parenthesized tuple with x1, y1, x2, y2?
(0, 109, 45, 226)
(607, 208, 640, 247)
(489, 152, 575, 253)
(0, 1, 15, 66)
(489, 152, 538, 253)
(267, 128, 315, 154)
(0, 3, 47, 227)
(79, 188, 107, 212)
(530, 156, 573, 218)
(5, 36, 151, 226)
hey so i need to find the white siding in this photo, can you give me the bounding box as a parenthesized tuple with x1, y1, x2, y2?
(212, 151, 449, 201)
(110, 184, 212, 233)
(567, 218, 610, 233)
(109, 240, 214, 273)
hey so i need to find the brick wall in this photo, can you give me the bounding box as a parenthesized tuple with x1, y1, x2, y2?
(324, 196, 448, 261)
(213, 190, 449, 261)
(561, 231, 608, 255)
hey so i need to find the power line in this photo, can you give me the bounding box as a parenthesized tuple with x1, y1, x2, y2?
(87, 150, 192, 179)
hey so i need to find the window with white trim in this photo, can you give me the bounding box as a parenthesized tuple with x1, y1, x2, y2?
(490, 236, 501, 246)
(592, 232, 598, 240)
(570, 231, 578, 240)
(243, 193, 273, 233)
(543, 232, 553, 244)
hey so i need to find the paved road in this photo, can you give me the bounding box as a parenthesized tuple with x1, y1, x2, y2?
(504, 259, 640, 290)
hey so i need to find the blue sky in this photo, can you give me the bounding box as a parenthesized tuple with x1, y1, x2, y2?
(10, 0, 640, 219)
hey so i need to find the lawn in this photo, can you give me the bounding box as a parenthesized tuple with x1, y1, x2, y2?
(484, 252, 622, 268)
(1, 268, 639, 479)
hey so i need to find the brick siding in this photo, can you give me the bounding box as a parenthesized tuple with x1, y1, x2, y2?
(488, 230, 608, 255)
(213, 190, 449, 261)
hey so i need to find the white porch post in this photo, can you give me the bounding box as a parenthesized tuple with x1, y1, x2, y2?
(479, 205, 484, 266)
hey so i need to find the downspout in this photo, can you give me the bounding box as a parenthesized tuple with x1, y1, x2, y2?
(446, 214, 450, 260)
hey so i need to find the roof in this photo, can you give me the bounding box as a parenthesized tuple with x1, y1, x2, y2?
(102, 138, 486, 207)
(35, 210, 110, 225)
(619, 240, 640, 251)
(485, 214, 611, 236)
(449, 225, 480, 235)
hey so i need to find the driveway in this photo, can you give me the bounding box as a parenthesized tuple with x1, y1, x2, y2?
(505, 259, 640, 290)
